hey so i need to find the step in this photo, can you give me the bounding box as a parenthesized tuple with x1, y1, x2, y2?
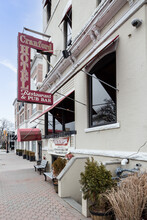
(63, 197, 82, 213)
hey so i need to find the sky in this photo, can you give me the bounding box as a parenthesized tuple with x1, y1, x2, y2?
(0, 0, 42, 124)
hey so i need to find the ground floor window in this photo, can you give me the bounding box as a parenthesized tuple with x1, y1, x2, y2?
(88, 52, 116, 127)
(21, 142, 24, 149)
(45, 91, 75, 136)
(32, 141, 36, 152)
(27, 141, 30, 151)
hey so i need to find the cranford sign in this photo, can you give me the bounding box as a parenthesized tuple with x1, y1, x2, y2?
(17, 32, 53, 105)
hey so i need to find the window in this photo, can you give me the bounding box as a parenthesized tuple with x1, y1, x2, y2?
(88, 52, 116, 127)
(64, 7, 72, 48)
(19, 102, 24, 111)
(32, 104, 37, 114)
(46, 0, 51, 22)
(27, 109, 30, 120)
(97, 0, 102, 5)
(45, 92, 75, 136)
(28, 142, 30, 151)
(21, 142, 24, 150)
(47, 54, 51, 73)
(20, 113, 24, 124)
(31, 76, 37, 90)
(32, 141, 36, 152)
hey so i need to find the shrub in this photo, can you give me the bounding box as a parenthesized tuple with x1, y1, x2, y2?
(52, 157, 67, 177)
(80, 157, 116, 210)
(26, 150, 29, 155)
(29, 151, 35, 157)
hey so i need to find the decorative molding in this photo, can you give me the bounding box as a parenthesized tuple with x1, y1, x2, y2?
(127, 0, 134, 6)
(84, 123, 120, 133)
(69, 55, 76, 64)
(89, 30, 97, 43)
(56, 72, 61, 79)
(71, 149, 147, 161)
(47, 83, 51, 88)
(93, 25, 100, 39)
(40, 0, 127, 93)
(41, 0, 146, 94)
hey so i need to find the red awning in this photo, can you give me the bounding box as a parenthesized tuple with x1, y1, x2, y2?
(17, 128, 41, 142)
(30, 90, 74, 123)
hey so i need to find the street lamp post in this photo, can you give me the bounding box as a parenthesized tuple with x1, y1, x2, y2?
(6, 132, 9, 153)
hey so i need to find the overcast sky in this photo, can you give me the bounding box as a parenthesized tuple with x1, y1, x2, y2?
(0, 0, 42, 124)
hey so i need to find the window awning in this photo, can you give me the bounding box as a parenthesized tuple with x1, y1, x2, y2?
(30, 90, 74, 123)
(17, 128, 41, 142)
(59, 2, 72, 26)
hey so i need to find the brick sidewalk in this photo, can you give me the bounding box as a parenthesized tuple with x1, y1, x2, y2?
(0, 150, 91, 220)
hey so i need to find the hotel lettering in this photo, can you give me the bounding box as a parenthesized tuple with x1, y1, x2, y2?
(17, 33, 53, 105)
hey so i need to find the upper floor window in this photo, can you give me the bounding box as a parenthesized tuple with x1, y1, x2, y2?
(19, 102, 24, 111)
(31, 76, 37, 90)
(97, 0, 102, 5)
(88, 52, 116, 127)
(64, 7, 72, 48)
(20, 113, 24, 124)
(47, 0, 51, 22)
(27, 109, 30, 120)
(32, 104, 37, 114)
(47, 54, 51, 73)
(44, 0, 51, 22)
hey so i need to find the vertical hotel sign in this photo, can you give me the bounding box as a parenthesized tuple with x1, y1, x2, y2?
(17, 33, 53, 105)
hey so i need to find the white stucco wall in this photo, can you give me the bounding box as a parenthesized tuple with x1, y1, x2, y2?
(74, 5, 147, 156)
(72, 0, 97, 40)
(58, 157, 88, 203)
(41, 1, 147, 163)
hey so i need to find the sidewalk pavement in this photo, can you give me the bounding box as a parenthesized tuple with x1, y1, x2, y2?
(0, 150, 91, 220)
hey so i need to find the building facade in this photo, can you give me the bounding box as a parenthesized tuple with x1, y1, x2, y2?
(13, 53, 44, 161)
(30, 0, 147, 167)
(14, 0, 147, 214)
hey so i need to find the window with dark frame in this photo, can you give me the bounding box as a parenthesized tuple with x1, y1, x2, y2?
(44, 92, 75, 136)
(46, 0, 51, 22)
(97, 0, 102, 5)
(64, 7, 72, 48)
(19, 102, 24, 111)
(47, 54, 51, 73)
(88, 52, 116, 127)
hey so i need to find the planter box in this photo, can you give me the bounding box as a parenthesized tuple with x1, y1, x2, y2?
(18, 151, 22, 156)
(29, 152, 35, 161)
(29, 156, 35, 161)
(89, 209, 113, 220)
(23, 154, 26, 159)
(53, 182, 58, 193)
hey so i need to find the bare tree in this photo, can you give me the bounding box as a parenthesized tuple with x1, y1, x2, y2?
(0, 118, 14, 147)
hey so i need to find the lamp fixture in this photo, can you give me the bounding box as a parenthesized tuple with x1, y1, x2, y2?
(62, 50, 71, 59)
(131, 19, 142, 28)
